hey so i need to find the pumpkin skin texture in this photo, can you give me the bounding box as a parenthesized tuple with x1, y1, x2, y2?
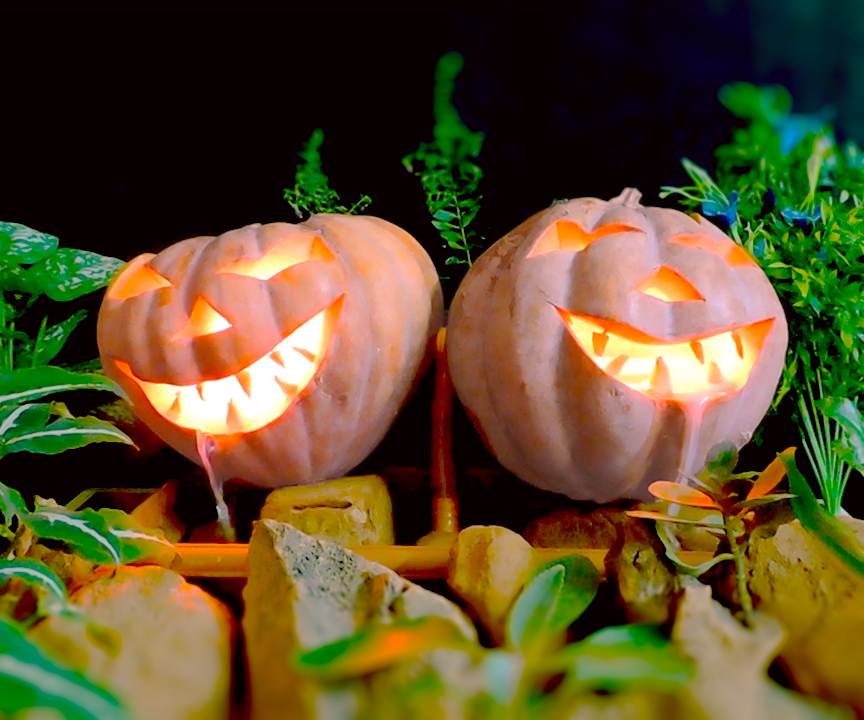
(97, 215, 443, 488)
(446, 189, 788, 503)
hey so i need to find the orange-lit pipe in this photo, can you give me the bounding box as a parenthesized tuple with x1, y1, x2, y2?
(430, 327, 459, 534)
(165, 543, 716, 580)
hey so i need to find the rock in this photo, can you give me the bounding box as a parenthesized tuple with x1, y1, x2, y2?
(129, 479, 185, 544)
(446, 525, 535, 645)
(29, 566, 234, 720)
(560, 687, 707, 719)
(259, 475, 394, 546)
(605, 515, 678, 625)
(523, 507, 627, 549)
(673, 576, 851, 720)
(241, 519, 475, 720)
(744, 516, 864, 716)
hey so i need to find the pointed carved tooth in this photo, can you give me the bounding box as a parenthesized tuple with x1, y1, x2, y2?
(226, 399, 243, 433)
(592, 331, 609, 357)
(236, 369, 254, 399)
(707, 360, 726, 385)
(732, 329, 744, 359)
(167, 391, 182, 417)
(274, 376, 299, 396)
(196, 383, 207, 401)
(270, 350, 286, 368)
(690, 340, 705, 364)
(293, 346, 315, 362)
(605, 354, 629, 376)
(649, 356, 672, 396)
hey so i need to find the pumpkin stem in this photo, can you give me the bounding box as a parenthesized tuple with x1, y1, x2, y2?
(611, 188, 643, 207)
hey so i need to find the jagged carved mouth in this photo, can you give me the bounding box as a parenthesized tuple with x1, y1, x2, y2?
(116, 300, 341, 435)
(558, 309, 774, 403)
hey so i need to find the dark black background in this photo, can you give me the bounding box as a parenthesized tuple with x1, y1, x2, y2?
(3, 0, 864, 518)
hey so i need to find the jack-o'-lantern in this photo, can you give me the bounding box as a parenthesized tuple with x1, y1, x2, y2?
(97, 215, 443, 488)
(446, 189, 788, 502)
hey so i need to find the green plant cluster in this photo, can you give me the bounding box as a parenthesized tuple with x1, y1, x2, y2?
(284, 128, 372, 219)
(292, 554, 693, 719)
(0, 222, 173, 719)
(403, 51, 487, 268)
(661, 83, 864, 515)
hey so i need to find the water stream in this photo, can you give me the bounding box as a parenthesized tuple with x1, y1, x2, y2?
(196, 429, 237, 542)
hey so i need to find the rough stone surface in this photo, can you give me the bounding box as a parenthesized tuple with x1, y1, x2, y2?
(259, 474, 394, 546)
(446, 525, 535, 645)
(744, 517, 864, 716)
(30, 565, 234, 720)
(605, 515, 678, 625)
(673, 576, 851, 720)
(523, 506, 627, 549)
(241, 519, 475, 720)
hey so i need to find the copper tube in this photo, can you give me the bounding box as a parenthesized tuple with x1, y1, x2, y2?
(166, 543, 716, 580)
(430, 327, 459, 534)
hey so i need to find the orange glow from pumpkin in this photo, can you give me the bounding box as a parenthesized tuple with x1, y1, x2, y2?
(635, 266, 703, 302)
(559, 310, 774, 402)
(106, 255, 172, 301)
(172, 297, 232, 340)
(115, 298, 342, 434)
(218, 235, 335, 280)
(528, 221, 644, 257)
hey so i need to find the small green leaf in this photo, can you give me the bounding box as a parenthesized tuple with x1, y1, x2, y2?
(0, 367, 122, 408)
(478, 650, 523, 705)
(822, 397, 864, 470)
(292, 616, 473, 680)
(30, 310, 89, 366)
(654, 521, 733, 577)
(27, 249, 125, 302)
(782, 450, 864, 575)
(507, 554, 600, 654)
(558, 624, 693, 693)
(0, 222, 60, 264)
(0, 614, 128, 720)
(0, 480, 28, 528)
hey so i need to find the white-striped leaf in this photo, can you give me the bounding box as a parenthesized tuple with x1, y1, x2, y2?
(0, 221, 59, 264)
(27, 502, 124, 565)
(0, 614, 128, 720)
(0, 402, 52, 439)
(0, 558, 77, 618)
(0, 415, 135, 458)
(0, 366, 121, 408)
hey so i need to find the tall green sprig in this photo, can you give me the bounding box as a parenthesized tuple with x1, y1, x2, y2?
(660, 83, 864, 515)
(284, 128, 371, 218)
(403, 52, 486, 267)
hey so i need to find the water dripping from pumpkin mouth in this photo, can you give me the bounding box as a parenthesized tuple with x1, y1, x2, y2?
(196, 429, 237, 542)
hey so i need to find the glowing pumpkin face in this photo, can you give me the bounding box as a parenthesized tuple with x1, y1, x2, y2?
(98, 216, 443, 488)
(446, 189, 788, 502)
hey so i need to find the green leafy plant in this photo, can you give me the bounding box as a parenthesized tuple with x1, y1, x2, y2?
(628, 444, 795, 627)
(284, 128, 372, 218)
(660, 82, 864, 516)
(292, 554, 693, 719)
(403, 51, 486, 268)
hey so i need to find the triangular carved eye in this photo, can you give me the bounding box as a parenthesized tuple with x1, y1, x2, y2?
(172, 297, 232, 340)
(636, 266, 703, 302)
(219, 235, 334, 280)
(528, 221, 643, 257)
(107, 255, 172, 300)
(670, 233, 756, 267)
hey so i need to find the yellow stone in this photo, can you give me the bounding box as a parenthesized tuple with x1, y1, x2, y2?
(260, 475, 394, 545)
(30, 566, 234, 720)
(447, 525, 535, 645)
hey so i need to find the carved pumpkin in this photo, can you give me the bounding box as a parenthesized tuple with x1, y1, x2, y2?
(97, 215, 443, 488)
(446, 189, 788, 502)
